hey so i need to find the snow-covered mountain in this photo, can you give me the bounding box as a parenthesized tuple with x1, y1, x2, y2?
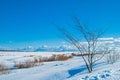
(15, 45, 76, 52)
(15, 44, 77, 52)
(34, 45, 76, 52)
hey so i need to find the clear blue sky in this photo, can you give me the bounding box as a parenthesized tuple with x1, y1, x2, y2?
(0, 0, 120, 48)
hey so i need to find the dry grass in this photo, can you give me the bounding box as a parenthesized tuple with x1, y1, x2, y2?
(14, 60, 36, 68)
(55, 54, 72, 61)
(14, 54, 73, 69)
(0, 63, 10, 74)
(14, 57, 44, 69)
(41, 54, 73, 62)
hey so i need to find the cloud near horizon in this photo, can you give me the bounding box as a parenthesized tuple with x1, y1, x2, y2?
(0, 37, 120, 51)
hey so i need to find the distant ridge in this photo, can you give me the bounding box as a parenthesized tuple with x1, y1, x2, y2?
(0, 50, 33, 52)
(0, 50, 18, 52)
(0, 50, 30, 52)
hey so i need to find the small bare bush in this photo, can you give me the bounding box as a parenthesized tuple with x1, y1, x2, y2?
(0, 63, 10, 74)
(107, 53, 120, 64)
(34, 56, 44, 65)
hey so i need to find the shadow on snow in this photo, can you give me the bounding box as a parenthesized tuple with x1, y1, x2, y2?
(67, 62, 106, 78)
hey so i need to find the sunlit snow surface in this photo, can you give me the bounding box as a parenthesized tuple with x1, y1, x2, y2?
(0, 52, 120, 80)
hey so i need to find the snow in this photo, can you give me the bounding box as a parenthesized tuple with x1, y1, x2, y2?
(0, 52, 120, 80)
(0, 52, 72, 57)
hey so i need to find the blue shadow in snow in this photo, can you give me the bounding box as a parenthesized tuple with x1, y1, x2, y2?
(10, 67, 18, 70)
(67, 62, 106, 78)
(67, 66, 87, 78)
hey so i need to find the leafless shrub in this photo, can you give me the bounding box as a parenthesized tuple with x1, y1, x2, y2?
(107, 53, 120, 64)
(34, 56, 44, 65)
(0, 63, 10, 74)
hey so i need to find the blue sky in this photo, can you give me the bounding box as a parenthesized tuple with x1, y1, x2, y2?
(0, 0, 120, 48)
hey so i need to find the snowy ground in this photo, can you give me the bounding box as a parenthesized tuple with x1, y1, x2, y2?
(0, 52, 120, 80)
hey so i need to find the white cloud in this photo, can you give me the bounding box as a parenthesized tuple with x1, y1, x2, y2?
(98, 37, 114, 41)
(114, 38, 120, 42)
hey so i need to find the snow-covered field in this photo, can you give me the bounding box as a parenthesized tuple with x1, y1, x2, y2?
(0, 52, 120, 80)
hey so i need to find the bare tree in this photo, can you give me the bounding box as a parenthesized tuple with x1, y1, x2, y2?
(58, 17, 110, 73)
